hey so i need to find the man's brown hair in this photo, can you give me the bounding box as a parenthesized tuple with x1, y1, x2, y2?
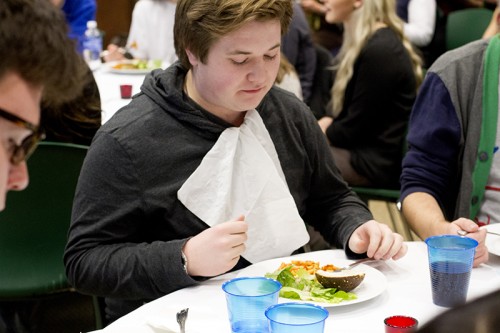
(174, 0, 293, 70)
(0, 0, 86, 104)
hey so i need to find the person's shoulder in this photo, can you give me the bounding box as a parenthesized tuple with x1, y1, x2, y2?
(135, 0, 175, 9)
(430, 39, 488, 75)
(264, 87, 307, 109)
(367, 28, 399, 45)
(359, 28, 406, 67)
(133, 0, 158, 12)
(62, 0, 96, 12)
(260, 87, 315, 122)
(362, 28, 403, 57)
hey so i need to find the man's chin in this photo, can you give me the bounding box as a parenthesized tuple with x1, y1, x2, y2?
(241, 99, 264, 112)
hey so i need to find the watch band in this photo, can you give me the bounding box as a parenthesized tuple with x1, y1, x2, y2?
(181, 250, 188, 274)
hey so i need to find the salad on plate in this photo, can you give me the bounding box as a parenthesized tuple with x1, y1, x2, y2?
(264, 260, 361, 304)
(106, 59, 163, 74)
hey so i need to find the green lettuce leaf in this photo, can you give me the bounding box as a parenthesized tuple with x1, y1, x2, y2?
(265, 264, 358, 304)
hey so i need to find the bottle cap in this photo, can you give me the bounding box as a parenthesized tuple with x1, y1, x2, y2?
(87, 20, 97, 29)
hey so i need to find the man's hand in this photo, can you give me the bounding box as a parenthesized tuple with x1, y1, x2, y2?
(101, 44, 126, 62)
(348, 220, 407, 260)
(318, 116, 333, 134)
(300, 0, 327, 15)
(449, 218, 488, 267)
(183, 215, 247, 277)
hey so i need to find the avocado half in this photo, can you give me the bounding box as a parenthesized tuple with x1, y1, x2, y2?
(315, 269, 365, 292)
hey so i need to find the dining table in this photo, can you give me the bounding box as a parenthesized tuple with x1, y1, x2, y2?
(87, 241, 500, 333)
(92, 62, 150, 124)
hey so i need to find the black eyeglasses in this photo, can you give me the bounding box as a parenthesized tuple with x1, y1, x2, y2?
(0, 108, 45, 165)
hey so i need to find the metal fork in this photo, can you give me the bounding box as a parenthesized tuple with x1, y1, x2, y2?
(457, 229, 500, 237)
(176, 308, 189, 333)
(334, 257, 375, 272)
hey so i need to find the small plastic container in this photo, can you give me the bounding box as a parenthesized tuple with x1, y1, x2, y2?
(425, 235, 478, 307)
(265, 302, 329, 333)
(120, 84, 132, 99)
(384, 315, 418, 333)
(222, 277, 281, 333)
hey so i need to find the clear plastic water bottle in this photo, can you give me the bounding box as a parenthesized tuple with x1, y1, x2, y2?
(82, 20, 103, 70)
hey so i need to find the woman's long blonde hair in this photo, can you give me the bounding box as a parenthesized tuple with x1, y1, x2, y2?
(331, 0, 423, 117)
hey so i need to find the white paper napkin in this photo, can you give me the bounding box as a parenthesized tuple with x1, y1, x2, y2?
(146, 316, 195, 332)
(178, 109, 309, 263)
(146, 306, 229, 333)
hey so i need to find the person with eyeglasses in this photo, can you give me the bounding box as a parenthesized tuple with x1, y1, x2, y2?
(0, 0, 86, 213)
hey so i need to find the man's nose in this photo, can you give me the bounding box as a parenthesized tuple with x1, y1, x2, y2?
(7, 161, 29, 191)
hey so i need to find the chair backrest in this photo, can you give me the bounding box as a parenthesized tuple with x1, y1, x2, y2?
(0, 141, 88, 299)
(446, 8, 493, 51)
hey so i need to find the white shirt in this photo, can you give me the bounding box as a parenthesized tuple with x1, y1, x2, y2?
(126, 0, 177, 63)
(404, 0, 436, 47)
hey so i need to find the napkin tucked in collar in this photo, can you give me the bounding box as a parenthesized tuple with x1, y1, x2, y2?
(178, 109, 309, 263)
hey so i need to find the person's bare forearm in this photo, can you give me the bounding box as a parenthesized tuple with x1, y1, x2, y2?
(402, 192, 489, 267)
(483, 7, 500, 39)
(300, 0, 327, 15)
(401, 192, 451, 239)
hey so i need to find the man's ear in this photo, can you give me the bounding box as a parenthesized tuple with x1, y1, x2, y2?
(353, 0, 363, 9)
(185, 49, 198, 66)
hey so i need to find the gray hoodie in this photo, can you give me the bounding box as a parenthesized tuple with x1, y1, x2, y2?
(64, 63, 372, 323)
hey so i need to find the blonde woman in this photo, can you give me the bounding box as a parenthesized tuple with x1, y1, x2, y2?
(318, 0, 423, 189)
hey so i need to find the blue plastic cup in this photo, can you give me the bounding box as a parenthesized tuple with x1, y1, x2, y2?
(222, 277, 282, 333)
(425, 235, 478, 307)
(265, 302, 329, 333)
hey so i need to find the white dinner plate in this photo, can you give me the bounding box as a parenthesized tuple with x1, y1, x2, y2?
(105, 60, 154, 75)
(236, 251, 387, 307)
(485, 224, 500, 256)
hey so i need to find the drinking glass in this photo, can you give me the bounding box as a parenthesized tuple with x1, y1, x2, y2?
(425, 235, 478, 307)
(120, 84, 132, 99)
(222, 277, 281, 333)
(265, 302, 328, 333)
(384, 315, 418, 333)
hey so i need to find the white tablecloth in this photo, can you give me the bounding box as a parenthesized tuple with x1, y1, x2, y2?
(92, 65, 147, 124)
(88, 242, 500, 333)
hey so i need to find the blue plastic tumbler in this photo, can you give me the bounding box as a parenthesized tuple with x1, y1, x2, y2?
(222, 277, 281, 333)
(265, 302, 329, 333)
(425, 235, 478, 307)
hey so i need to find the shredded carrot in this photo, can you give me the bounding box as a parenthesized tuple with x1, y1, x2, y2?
(278, 260, 340, 276)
